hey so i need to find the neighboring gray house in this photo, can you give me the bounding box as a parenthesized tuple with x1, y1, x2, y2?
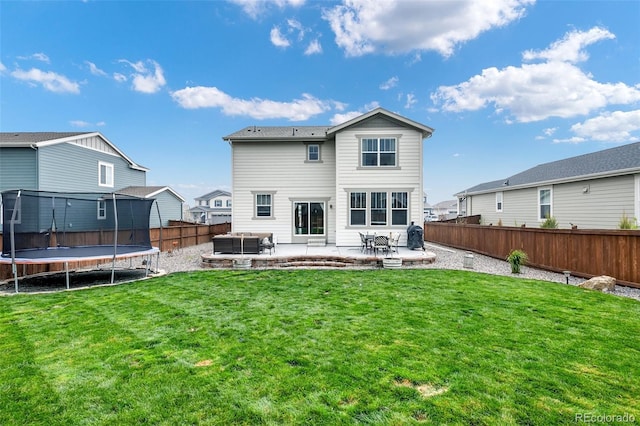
(456, 141, 640, 229)
(0, 132, 183, 228)
(189, 189, 232, 224)
(223, 107, 434, 246)
(118, 186, 185, 227)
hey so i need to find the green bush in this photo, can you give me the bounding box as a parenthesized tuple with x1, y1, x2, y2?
(619, 213, 638, 230)
(540, 216, 558, 229)
(506, 249, 528, 273)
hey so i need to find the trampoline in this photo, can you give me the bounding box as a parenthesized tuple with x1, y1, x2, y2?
(1, 189, 160, 292)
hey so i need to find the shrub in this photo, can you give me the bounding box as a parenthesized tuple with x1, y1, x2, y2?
(540, 216, 558, 229)
(506, 249, 528, 274)
(619, 213, 638, 230)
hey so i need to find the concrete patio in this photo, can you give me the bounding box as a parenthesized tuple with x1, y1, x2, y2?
(201, 243, 437, 269)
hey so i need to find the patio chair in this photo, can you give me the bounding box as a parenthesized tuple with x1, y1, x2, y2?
(373, 235, 389, 256)
(388, 232, 400, 255)
(359, 232, 368, 253)
(260, 237, 275, 255)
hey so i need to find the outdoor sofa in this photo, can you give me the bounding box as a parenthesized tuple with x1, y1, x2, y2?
(212, 233, 273, 254)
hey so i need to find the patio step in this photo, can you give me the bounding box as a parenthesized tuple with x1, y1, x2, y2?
(307, 238, 326, 247)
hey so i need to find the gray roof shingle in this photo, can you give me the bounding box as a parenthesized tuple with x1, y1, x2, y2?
(0, 132, 92, 144)
(223, 126, 331, 141)
(458, 141, 640, 195)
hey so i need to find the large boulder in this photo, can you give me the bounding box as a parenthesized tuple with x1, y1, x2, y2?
(578, 275, 616, 292)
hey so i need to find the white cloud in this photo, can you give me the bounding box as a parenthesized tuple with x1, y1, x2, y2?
(543, 127, 557, 136)
(270, 26, 290, 47)
(85, 60, 107, 77)
(430, 28, 640, 122)
(0, 62, 6, 73)
(70, 120, 92, 127)
(229, 0, 306, 19)
(11, 68, 80, 94)
(405, 93, 417, 109)
(379, 76, 398, 90)
(18, 52, 50, 63)
(329, 101, 380, 125)
(113, 72, 127, 83)
(118, 59, 166, 93)
(523, 27, 615, 64)
(304, 39, 323, 55)
(567, 110, 640, 142)
(171, 86, 332, 121)
(322, 0, 534, 57)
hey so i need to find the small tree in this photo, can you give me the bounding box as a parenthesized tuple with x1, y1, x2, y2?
(506, 249, 528, 274)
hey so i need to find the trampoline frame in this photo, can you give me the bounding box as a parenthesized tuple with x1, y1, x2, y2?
(1, 190, 162, 293)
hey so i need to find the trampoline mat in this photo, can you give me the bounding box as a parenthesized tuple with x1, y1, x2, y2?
(0, 245, 158, 263)
(0, 268, 150, 293)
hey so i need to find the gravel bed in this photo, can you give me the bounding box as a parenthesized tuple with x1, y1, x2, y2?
(2, 242, 639, 301)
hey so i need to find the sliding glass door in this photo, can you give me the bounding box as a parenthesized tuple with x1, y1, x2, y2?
(294, 202, 325, 236)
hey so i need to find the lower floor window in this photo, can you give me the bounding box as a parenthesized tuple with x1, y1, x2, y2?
(256, 194, 272, 217)
(349, 190, 409, 226)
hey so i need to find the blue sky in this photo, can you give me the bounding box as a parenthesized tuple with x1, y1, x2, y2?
(1, 0, 639, 207)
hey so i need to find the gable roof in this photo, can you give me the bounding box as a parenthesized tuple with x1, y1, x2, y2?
(222, 107, 434, 142)
(327, 107, 434, 139)
(118, 186, 186, 202)
(457, 141, 640, 196)
(195, 189, 231, 200)
(0, 131, 148, 171)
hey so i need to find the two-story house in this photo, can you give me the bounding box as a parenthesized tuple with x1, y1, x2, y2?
(0, 132, 184, 227)
(223, 108, 434, 246)
(189, 189, 232, 224)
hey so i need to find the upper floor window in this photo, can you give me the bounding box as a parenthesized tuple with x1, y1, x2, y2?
(256, 194, 272, 218)
(214, 200, 222, 207)
(307, 144, 320, 161)
(98, 161, 114, 188)
(226, 200, 232, 207)
(496, 192, 503, 212)
(361, 137, 396, 167)
(538, 187, 552, 220)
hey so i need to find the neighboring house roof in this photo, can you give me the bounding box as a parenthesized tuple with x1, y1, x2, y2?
(0, 131, 149, 172)
(457, 141, 640, 196)
(223, 107, 434, 142)
(118, 186, 186, 202)
(195, 189, 231, 201)
(189, 205, 231, 214)
(433, 200, 458, 210)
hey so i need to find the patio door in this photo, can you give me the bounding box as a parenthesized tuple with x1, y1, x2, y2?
(293, 202, 325, 239)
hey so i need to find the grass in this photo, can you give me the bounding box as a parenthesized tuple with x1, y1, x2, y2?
(1, 269, 639, 425)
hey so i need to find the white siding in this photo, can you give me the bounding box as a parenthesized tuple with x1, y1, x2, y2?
(232, 140, 336, 243)
(335, 126, 423, 246)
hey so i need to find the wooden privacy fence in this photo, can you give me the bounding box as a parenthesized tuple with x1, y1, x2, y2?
(424, 222, 640, 288)
(0, 222, 231, 281)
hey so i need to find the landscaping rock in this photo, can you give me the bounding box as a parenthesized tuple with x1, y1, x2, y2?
(578, 275, 616, 292)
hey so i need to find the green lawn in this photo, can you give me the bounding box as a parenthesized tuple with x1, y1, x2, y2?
(1, 270, 639, 425)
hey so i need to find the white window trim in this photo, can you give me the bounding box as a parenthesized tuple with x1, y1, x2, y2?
(97, 199, 106, 220)
(214, 199, 222, 207)
(357, 135, 401, 169)
(538, 187, 552, 221)
(496, 191, 503, 213)
(252, 191, 276, 220)
(305, 143, 321, 162)
(347, 189, 411, 228)
(98, 161, 114, 188)
(635, 174, 640, 222)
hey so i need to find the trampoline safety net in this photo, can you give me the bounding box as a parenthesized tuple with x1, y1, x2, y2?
(1, 189, 154, 257)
